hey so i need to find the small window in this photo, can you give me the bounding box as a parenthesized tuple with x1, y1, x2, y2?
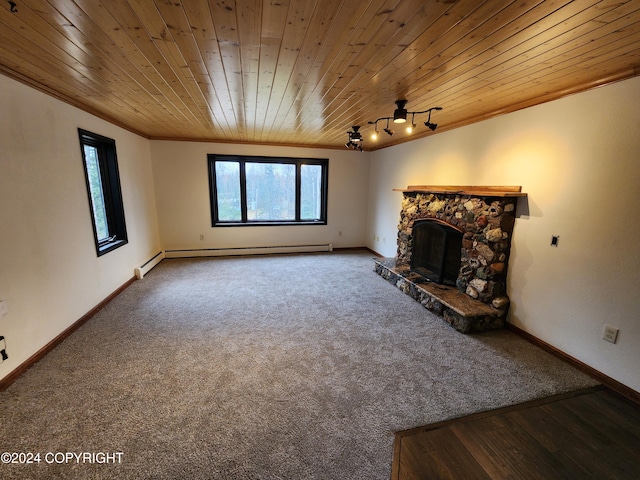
(208, 155, 328, 226)
(79, 129, 128, 256)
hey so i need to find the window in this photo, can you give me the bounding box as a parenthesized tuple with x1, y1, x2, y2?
(79, 129, 128, 256)
(208, 155, 328, 226)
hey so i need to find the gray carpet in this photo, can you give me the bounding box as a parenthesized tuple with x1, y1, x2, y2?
(0, 250, 597, 479)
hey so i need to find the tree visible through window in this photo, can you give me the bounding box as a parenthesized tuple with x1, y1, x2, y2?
(208, 155, 328, 226)
(83, 144, 109, 241)
(79, 129, 128, 256)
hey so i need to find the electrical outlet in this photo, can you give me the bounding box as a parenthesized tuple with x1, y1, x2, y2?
(602, 324, 619, 344)
(199, 234, 204, 241)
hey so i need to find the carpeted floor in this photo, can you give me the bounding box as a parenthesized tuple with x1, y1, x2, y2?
(0, 250, 598, 479)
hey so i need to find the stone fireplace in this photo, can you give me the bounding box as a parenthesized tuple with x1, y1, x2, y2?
(374, 186, 526, 333)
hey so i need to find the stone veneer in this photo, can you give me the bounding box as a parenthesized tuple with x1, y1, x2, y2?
(374, 186, 523, 333)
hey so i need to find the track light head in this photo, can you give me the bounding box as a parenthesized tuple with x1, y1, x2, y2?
(351, 125, 362, 142)
(406, 114, 416, 133)
(393, 99, 408, 123)
(346, 126, 364, 151)
(423, 107, 442, 131)
(384, 127, 394, 136)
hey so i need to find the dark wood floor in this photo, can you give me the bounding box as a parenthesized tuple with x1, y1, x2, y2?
(392, 386, 640, 479)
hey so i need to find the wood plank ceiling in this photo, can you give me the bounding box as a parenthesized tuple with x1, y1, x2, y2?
(1, 0, 639, 150)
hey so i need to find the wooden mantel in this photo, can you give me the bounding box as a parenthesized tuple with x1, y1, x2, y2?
(393, 185, 527, 198)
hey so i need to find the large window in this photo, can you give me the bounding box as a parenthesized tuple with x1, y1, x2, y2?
(208, 155, 328, 226)
(79, 129, 128, 256)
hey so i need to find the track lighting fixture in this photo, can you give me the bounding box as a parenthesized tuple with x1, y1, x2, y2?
(406, 114, 416, 133)
(424, 108, 439, 131)
(345, 125, 364, 151)
(368, 101, 442, 140)
(382, 118, 393, 136)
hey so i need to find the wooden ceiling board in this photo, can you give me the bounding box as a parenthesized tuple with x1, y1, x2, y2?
(61, 0, 200, 131)
(1, 0, 639, 150)
(0, 5, 104, 95)
(272, 1, 377, 133)
(460, 19, 640, 108)
(181, 0, 236, 137)
(258, 0, 319, 139)
(285, 1, 455, 147)
(327, 0, 528, 130)
(376, 1, 580, 108)
(0, 26, 155, 131)
(360, 0, 635, 146)
(310, 0, 573, 143)
(44, 1, 168, 106)
(107, 0, 218, 132)
(291, 1, 454, 141)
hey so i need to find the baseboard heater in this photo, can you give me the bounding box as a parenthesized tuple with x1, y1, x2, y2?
(164, 243, 333, 259)
(134, 251, 166, 279)
(135, 244, 333, 279)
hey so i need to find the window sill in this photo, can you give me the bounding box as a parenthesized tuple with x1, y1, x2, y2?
(213, 221, 327, 227)
(97, 239, 128, 256)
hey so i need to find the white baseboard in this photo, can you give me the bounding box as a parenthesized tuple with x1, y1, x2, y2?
(164, 244, 333, 259)
(135, 245, 334, 278)
(134, 251, 166, 279)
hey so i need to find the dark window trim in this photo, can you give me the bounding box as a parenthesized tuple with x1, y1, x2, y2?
(78, 129, 128, 256)
(208, 154, 328, 227)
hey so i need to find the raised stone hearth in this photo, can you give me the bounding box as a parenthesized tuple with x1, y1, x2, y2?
(375, 185, 526, 333)
(374, 258, 504, 333)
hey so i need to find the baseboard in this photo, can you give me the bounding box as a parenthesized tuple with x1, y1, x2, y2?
(134, 251, 165, 279)
(164, 243, 334, 258)
(506, 323, 640, 405)
(363, 246, 384, 257)
(0, 277, 136, 392)
(332, 247, 379, 256)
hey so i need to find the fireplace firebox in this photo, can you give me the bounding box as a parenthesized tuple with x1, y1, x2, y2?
(410, 219, 462, 286)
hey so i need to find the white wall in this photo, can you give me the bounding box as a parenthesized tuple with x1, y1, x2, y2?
(0, 75, 161, 380)
(367, 76, 640, 392)
(150, 141, 369, 251)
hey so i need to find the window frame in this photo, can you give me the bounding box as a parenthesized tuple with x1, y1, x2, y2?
(78, 129, 128, 256)
(208, 154, 328, 227)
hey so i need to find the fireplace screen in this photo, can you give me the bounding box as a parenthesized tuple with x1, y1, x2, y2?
(410, 220, 463, 286)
